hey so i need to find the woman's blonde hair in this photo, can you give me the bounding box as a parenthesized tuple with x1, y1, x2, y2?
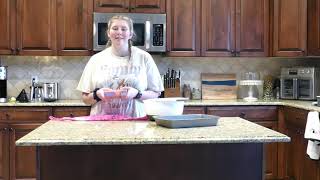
(106, 15, 135, 59)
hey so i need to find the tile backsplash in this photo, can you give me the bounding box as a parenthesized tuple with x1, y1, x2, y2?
(1, 55, 319, 100)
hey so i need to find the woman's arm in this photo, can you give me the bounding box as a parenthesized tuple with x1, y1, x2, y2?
(81, 92, 96, 105)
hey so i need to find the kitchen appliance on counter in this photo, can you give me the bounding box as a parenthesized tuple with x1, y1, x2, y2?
(0, 66, 7, 103)
(280, 67, 320, 100)
(238, 72, 263, 102)
(93, 13, 166, 52)
(43, 82, 58, 102)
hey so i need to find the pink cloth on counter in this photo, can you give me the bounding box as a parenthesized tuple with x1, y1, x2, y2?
(49, 115, 149, 121)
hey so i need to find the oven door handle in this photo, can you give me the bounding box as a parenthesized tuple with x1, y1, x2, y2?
(293, 78, 298, 99)
(145, 21, 151, 50)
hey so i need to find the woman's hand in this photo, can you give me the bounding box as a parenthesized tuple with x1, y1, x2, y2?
(96, 88, 129, 101)
(120, 87, 139, 100)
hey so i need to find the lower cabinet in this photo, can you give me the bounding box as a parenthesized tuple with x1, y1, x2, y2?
(281, 107, 320, 180)
(206, 106, 279, 180)
(0, 107, 51, 180)
(0, 106, 91, 180)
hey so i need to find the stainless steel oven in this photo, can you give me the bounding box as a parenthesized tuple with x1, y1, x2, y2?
(280, 67, 320, 100)
(93, 13, 166, 52)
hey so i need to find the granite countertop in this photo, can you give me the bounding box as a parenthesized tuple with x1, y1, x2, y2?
(16, 117, 290, 146)
(2, 99, 320, 112)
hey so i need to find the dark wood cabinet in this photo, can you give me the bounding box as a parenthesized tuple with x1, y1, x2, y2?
(0, 0, 93, 56)
(201, 0, 269, 57)
(207, 105, 279, 180)
(56, 0, 93, 56)
(16, 0, 57, 55)
(0, 107, 51, 180)
(0, 123, 9, 180)
(272, 0, 307, 57)
(10, 123, 41, 180)
(281, 107, 319, 180)
(52, 107, 91, 117)
(167, 0, 269, 57)
(94, 0, 165, 13)
(307, 0, 320, 56)
(183, 106, 206, 114)
(166, 0, 201, 56)
(0, 0, 16, 55)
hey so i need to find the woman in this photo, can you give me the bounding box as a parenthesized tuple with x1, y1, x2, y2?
(77, 15, 164, 117)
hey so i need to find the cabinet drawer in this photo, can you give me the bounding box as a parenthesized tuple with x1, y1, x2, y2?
(183, 106, 206, 114)
(52, 107, 91, 118)
(283, 106, 308, 129)
(5, 107, 52, 122)
(207, 106, 278, 121)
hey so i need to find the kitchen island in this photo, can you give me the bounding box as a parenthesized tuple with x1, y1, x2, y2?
(16, 117, 290, 180)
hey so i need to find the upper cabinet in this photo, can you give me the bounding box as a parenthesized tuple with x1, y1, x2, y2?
(202, 0, 269, 57)
(167, 0, 269, 57)
(166, 0, 201, 56)
(0, 0, 93, 56)
(307, 0, 320, 56)
(0, 0, 15, 55)
(94, 0, 165, 13)
(272, 0, 307, 57)
(56, 0, 93, 55)
(16, 0, 57, 55)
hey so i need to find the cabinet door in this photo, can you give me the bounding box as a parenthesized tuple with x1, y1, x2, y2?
(94, 0, 129, 12)
(201, 0, 235, 56)
(5, 107, 52, 123)
(257, 121, 278, 180)
(273, 0, 307, 57)
(0, 124, 9, 180)
(300, 136, 320, 180)
(282, 107, 319, 180)
(284, 125, 304, 180)
(166, 0, 201, 56)
(131, 0, 165, 13)
(0, 0, 16, 55)
(10, 124, 41, 180)
(16, 0, 56, 55)
(307, 0, 320, 56)
(57, 0, 93, 55)
(236, 0, 269, 57)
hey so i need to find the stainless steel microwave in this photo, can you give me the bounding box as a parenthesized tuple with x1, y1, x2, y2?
(93, 13, 166, 52)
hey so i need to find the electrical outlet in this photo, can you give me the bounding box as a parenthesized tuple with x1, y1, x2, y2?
(31, 76, 39, 85)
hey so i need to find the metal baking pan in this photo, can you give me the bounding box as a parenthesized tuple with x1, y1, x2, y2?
(154, 114, 219, 128)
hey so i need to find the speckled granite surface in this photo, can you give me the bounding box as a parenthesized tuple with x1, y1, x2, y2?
(16, 117, 290, 146)
(2, 99, 320, 112)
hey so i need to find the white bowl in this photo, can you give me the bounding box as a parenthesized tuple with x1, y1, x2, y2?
(143, 98, 185, 116)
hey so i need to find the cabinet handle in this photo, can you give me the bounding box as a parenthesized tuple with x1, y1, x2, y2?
(98, 3, 125, 8)
(69, 113, 74, 118)
(239, 112, 245, 118)
(5, 113, 9, 119)
(130, 6, 135, 10)
(230, 50, 236, 57)
(11, 48, 16, 54)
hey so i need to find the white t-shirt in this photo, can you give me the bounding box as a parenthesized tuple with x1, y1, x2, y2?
(77, 46, 164, 117)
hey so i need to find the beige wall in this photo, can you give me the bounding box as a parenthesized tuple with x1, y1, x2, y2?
(1, 55, 318, 100)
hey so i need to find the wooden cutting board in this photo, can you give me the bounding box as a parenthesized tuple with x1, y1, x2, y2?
(201, 73, 237, 99)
